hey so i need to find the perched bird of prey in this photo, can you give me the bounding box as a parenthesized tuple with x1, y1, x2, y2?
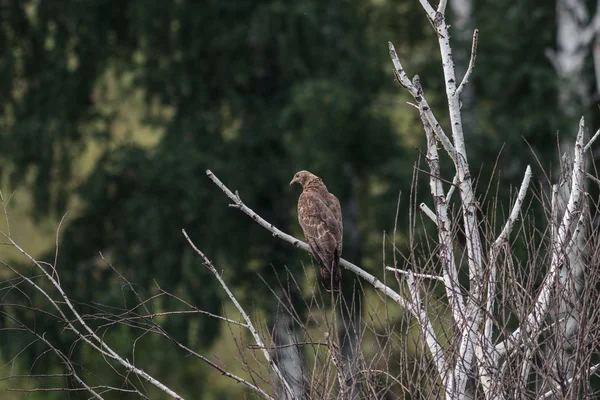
(290, 170, 343, 291)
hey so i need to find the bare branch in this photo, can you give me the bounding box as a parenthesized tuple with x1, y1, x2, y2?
(417, 0, 437, 20)
(455, 29, 479, 97)
(446, 175, 459, 202)
(388, 42, 458, 162)
(437, 0, 448, 15)
(419, 203, 438, 225)
(0, 233, 185, 400)
(493, 165, 533, 248)
(182, 229, 293, 400)
(324, 332, 347, 398)
(405, 270, 448, 380)
(503, 117, 587, 355)
(584, 127, 600, 153)
(540, 362, 600, 399)
(580, 8, 600, 46)
(205, 169, 469, 395)
(385, 267, 444, 282)
(418, 107, 465, 330)
(477, 165, 532, 395)
(205, 169, 416, 314)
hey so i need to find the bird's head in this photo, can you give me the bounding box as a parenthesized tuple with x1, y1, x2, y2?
(290, 170, 317, 187)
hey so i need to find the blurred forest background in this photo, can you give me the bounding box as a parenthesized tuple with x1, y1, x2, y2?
(0, 0, 598, 398)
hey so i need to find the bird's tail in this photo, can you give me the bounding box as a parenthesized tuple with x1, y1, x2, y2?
(321, 251, 342, 292)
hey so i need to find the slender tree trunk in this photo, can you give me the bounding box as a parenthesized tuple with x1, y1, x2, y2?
(543, 1, 597, 396)
(337, 164, 364, 400)
(270, 287, 305, 400)
(263, 196, 306, 399)
(445, 0, 479, 383)
(551, 0, 592, 118)
(594, 0, 600, 95)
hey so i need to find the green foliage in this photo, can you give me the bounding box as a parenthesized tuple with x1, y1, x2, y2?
(1, 0, 415, 394)
(1, 0, 596, 397)
(474, 0, 560, 175)
(0, 0, 132, 215)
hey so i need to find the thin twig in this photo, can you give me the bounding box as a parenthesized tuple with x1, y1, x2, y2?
(182, 229, 292, 400)
(388, 42, 458, 163)
(503, 118, 587, 354)
(446, 175, 458, 202)
(419, 203, 438, 225)
(385, 267, 444, 281)
(584, 128, 600, 153)
(0, 233, 185, 399)
(455, 29, 479, 96)
(477, 165, 532, 394)
(540, 362, 600, 399)
(405, 270, 448, 379)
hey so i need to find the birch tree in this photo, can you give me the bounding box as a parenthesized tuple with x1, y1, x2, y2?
(2, 1, 600, 399)
(545, 2, 600, 396)
(199, 0, 600, 397)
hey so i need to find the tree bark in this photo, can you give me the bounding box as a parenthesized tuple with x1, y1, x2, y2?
(270, 287, 305, 400)
(450, 0, 477, 138)
(544, 1, 596, 395)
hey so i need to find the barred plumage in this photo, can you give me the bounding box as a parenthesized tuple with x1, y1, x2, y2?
(290, 170, 343, 292)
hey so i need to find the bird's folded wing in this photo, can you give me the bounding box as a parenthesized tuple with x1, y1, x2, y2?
(298, 191, 341, 240)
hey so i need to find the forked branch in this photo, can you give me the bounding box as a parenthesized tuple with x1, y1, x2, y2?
(204, 169, 451, 386)
(183, 230, 288, 399)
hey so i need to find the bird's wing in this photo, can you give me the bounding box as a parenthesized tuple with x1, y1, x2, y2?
(325, 192, 343, 255)
(326, 192, 342, 223)
(298, 191, 341, 265)
(298, 191, 341, 238)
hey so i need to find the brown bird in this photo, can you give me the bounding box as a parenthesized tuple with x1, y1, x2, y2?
(290, 170, 343, 291)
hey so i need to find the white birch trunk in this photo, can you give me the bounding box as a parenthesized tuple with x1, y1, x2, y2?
(271, 288, 305, 400)
(594, 0, 600, 94)
(549, 0, 593, 117)
(544, 1, 597, 395)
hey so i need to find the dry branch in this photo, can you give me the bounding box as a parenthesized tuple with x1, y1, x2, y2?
(182, 229, 291, 400)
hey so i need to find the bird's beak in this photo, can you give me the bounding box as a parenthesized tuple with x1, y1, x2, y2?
(289, 178, 297, 186)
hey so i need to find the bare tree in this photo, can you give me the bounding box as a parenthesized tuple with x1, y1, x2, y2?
(545, 2, 600, 396)
(1, 1, 600, 399)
